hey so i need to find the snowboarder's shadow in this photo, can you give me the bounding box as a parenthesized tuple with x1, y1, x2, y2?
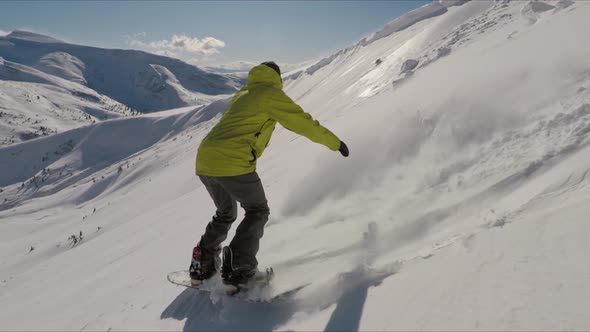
(160, 287, 299, 331)
(161, 265, 396, 331)
(323, 268, 391, 332)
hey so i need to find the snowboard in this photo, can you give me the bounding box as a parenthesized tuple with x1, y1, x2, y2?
(167, 269, 304, 302)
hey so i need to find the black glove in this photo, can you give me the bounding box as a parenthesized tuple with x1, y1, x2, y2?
(338, 141, 349, 157)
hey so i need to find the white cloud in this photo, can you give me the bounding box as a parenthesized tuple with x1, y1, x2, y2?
(128, 33, 225, 57)
(124, 32, 146, 41)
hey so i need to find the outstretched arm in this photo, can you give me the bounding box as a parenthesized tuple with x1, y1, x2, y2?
(265, 89, 341, 151)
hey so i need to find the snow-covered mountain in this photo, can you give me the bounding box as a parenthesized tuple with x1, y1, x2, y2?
(0, 57, 137, 145)
(1, 0, 590, 330)
(207, 60, 318, 75)
(205, 61, 258, 74)
(0, 30, 244, 145)
(0, 30, 242, 112)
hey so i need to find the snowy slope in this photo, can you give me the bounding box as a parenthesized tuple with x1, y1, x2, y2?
(1, 0, 590, 330)
(284, 0, 503, 113)
(0, 31, 243, 112)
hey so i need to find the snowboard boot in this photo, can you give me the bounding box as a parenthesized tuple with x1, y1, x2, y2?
(189, 245, 220, 285)
(221, 246, 257, 287)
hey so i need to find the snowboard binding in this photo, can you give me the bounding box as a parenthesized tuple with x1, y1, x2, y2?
(221, 246, 274, 295)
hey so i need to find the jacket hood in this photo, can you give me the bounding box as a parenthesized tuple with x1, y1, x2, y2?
(246, 64, 283, 89)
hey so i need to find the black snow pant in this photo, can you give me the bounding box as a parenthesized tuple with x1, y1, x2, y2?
(198, 171, 270, 270)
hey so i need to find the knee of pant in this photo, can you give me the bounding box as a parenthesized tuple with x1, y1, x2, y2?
(245, 205, 270, 218)
(216, 210, 237, 222)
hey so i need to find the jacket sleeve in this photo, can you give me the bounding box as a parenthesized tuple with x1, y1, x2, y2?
(264, 89, 341, 151)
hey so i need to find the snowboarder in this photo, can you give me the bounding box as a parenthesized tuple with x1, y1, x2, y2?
(190, 61, 349, 286)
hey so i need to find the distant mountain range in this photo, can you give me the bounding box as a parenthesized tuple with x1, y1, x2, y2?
(0, 30, 244, 145)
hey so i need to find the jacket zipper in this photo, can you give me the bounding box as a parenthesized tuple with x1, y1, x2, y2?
(251, 119, 272, 163)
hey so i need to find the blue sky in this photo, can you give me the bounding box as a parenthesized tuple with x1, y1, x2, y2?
(0, 1, 430, 66)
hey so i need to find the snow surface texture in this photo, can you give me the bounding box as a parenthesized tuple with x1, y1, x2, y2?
(1, 0, 590, 330)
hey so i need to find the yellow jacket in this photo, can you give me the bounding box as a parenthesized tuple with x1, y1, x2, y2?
(196, 64, 341, 176)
